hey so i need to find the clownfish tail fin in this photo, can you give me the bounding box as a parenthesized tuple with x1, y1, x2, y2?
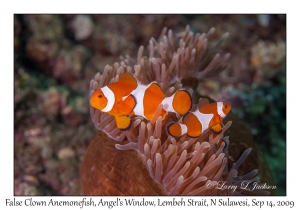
(167, 122, 187, 138)
(171, 89, 192, 115)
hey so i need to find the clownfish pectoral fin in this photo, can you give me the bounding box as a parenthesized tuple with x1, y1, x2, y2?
(115, 115, 132, 131)
(210, 123, 223, 134)
(171, 89, 192, 115)
(119, 94, 136, 114)
(167, 122, 187, 138)
(198, 98, 209, 109)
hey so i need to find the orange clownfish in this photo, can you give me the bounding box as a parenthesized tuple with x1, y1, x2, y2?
(90, 72, 192, 130)
(167, 98, 231, 138)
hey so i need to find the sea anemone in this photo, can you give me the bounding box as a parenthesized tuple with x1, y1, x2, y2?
(82, 26, 271, 195)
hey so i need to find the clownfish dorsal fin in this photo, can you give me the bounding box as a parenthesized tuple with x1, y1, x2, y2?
(211, 123, 223, 134)
(115, 115, 132, 131)
(119, 72, 137, 86)
(198, 98, 209, 109)
(147, 82, 165, 99)
(109, 72, 138, 100)
(119, 94, 136, 114)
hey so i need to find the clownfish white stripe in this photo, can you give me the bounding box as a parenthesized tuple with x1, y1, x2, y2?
(180, 123, 188, 135)
(193, 111, 214, 133)
(131, 83, 148, 118)
(217, 102, 226, 118)
(161, 94, 176, 113)
(101, 86, 115, 112)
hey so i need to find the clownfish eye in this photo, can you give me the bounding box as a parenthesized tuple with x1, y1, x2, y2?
(224, 104, 227, 108)
(98, 94, 103, 98)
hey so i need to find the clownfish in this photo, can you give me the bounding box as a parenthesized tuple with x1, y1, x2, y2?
(90, 72, 192, 130)
(167, 98, 231, 139)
